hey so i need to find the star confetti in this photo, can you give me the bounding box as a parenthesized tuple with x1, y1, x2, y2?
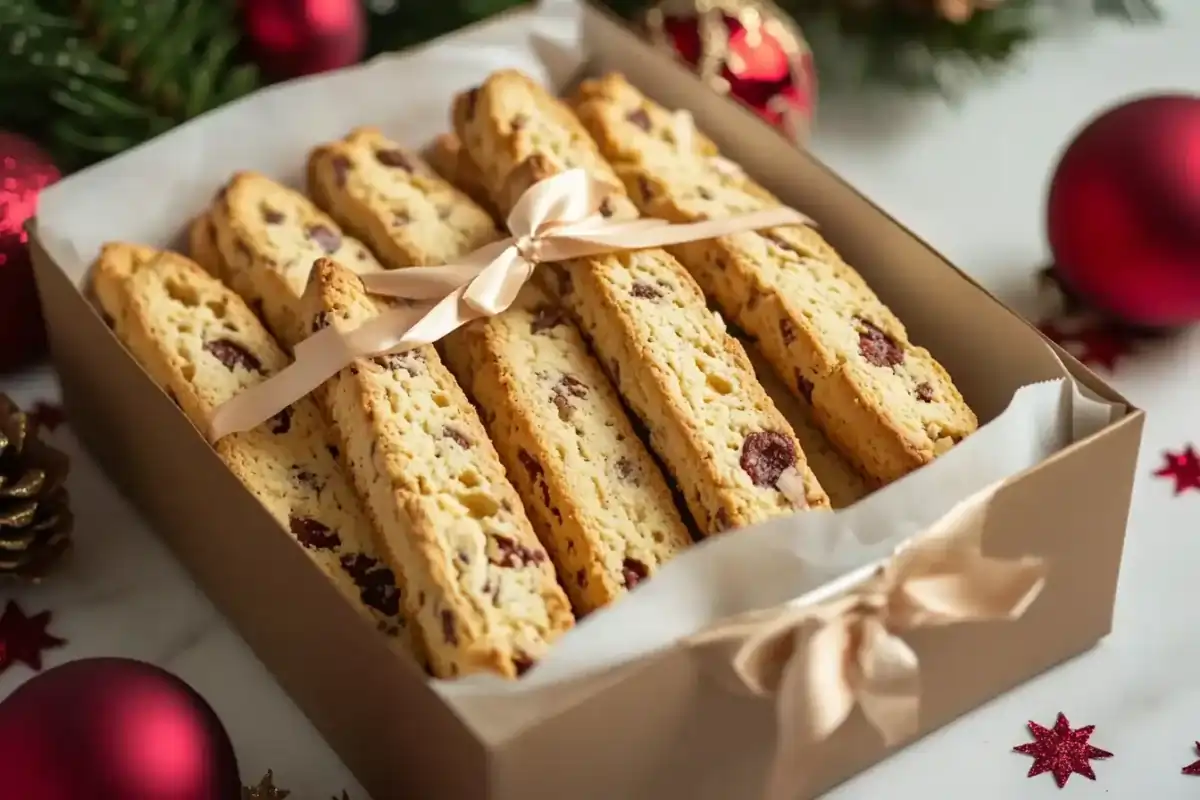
(0, 600, 66, 676)
(28, 401, 65, 432)
(1154, 446, 1200, 495)
(1039, 319, 1132, 372)
(1182, 742, 1200, 775)
(1013, 712, 1112, 787)
(243, 771, 289, 800)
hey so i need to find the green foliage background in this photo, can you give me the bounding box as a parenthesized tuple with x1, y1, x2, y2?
(0, 0, 1158, 172)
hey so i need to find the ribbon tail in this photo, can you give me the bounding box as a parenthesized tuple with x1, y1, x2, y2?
(206, 326, 352, 442)
(855, 618, 921, 748)
(762, 619, 856, 800)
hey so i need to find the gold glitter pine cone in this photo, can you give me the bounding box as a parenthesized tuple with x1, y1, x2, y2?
(0, 394, 72, 580)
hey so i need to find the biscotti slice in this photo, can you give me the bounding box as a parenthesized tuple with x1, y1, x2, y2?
(454, 70, 829, 535)
(425, 133, 501, 219)
(443, 280, 693, 614)
(90, 243, 417, 658)
(209, 171, 387, 350)
(302, 258, 573, 678)
(307, 127, 500, 269)
(573, 73, 978, 486)
(187, 213, 225, 279)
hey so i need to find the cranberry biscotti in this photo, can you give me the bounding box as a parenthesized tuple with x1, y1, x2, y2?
(452, 70, 830, 536)
(305, 127, 693, 615)
(90, 243, 417, 658)
(572, 73, 978, 486)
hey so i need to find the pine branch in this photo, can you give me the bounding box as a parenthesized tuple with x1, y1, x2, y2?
(0, 0, 259, 171)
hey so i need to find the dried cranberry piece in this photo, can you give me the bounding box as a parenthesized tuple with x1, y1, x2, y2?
(490, 535, 547, 568)
(261, 206, 284, 224)
(269, 406, 292, 434)
(636, 175, 656, 200)
(622, 558, 650, 589)
(204, 339, 263, 373)
(599, 197, 616, 218)
(780, 318, 796, 344)
(795, 370, 814, 403)
(306, 224, 342, 254)
(375, 149, 415, 171)
(916, 382, 935, 402)
(331, 154, 352, 186)
(615, 457, 637, 483)
(517, 449, 551, 506)
(857, 319, 904, 368)
(444, 426, 472, 448)
(289, 515, 341, 551)
(576, 569, 588, 588)
(514, 653, 535, 676)
(630, 282, 661, 300)
(340, 554, 400, 617)
(739, 431, 796, 487)
(626, 108, 652, 131)
(441, 610, 458, 645)
(529, 304, 566, 334)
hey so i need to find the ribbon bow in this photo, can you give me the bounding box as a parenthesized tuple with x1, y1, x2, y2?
(206, 169, 812, 442)
(669, 110, 745, 180)
(687, 484, 1047, 800)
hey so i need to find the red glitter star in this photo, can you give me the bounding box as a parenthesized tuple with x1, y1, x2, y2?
(1039, 320, 1131, 371)
(28, 400, 66, 432)
(0, 600, 66, 676)
(1154, 446, 1200, 495)
(1183, 742, 1200, 775)
(1013, 712, 1112, 787)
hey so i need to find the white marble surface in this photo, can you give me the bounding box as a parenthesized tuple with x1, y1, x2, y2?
(3, 2, 1200, 796)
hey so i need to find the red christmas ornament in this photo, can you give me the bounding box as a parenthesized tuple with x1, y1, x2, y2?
(1153, 446, 1200, 495)
(1038, 319, 1132, 371)
(1013, 712, 1112, 787)
(0, 132, 60, 375)
(242, 0, 365, 81)
(1183, 742, 1200, 775)
(1046, 94, 1200, 327)
(644, 0, 816, 143)
(0, 601, 65, 676)
(0, 658, 241, 800)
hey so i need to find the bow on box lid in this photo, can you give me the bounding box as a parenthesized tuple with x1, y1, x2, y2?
(686, 481, 1048, 800)
(206, 168, 811, 442)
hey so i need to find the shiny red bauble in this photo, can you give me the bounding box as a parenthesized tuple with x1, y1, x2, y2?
(1047, 94, 1200, 327)
(0, 131, 60, 374)
(645, 0, 816, 143)
(242, 0, 366, 80)
(0, 658, 241, 800)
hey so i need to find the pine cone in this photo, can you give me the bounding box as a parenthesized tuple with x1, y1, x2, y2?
(0, 394, 72, 580)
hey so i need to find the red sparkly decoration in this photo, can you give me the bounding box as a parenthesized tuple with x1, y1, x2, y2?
(0, 600, 65, 675)
(1182, 742, 1200, 775)
(242, 0, 366, 81)
(1038, 319, 1131, 371)
(1013, 712, 1113, 787)
(28, 400, 65, 432)
(644, 0, 816, 144)
(0, 132, 61, 375)
(1153, 446, 1200, 495)
(1046, 95, 1200, 327)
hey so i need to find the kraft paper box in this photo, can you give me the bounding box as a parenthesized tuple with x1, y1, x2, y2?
(28, 1, 1143, 797)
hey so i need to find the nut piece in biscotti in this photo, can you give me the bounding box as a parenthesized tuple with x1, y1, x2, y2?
(443, 280, 694, 615)
(573, 73, 978, 486)
(209, 171, 386, 350)
(453, 69, 829, 535)
(425, 133, 501, 220)
(187, 213, 225, 279)
(89, 243, 418, 660)
(307, 127, 500, 269)
(301, 258, 573, 678)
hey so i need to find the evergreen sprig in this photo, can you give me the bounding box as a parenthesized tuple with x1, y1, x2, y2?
(0, 0, 259, 171)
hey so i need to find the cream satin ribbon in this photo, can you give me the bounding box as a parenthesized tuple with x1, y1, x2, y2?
(687, 482, 1048, 800)
(206, 168, 812, 442)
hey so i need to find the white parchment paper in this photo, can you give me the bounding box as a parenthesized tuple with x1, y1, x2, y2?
(33, 0, 1124, 746)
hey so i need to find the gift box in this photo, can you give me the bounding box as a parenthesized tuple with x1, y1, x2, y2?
(27, 1, 1142, 798)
